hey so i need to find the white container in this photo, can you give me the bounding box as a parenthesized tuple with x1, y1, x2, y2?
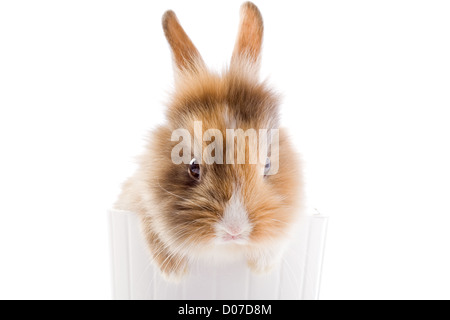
(109, 209, 328, 300)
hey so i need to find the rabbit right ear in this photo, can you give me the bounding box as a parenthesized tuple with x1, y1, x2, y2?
(162, 10, 205, 72)
(231, 2, 264, 67)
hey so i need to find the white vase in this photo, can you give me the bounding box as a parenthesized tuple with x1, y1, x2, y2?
(109, 209, 328, 300)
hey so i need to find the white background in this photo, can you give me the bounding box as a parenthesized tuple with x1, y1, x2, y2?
(1, 0, 449, 300)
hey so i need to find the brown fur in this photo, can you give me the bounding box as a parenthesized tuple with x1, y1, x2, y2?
(115, 2, 303, 281)
(232, 2, 264, 65)
(162, 10, 205, 71)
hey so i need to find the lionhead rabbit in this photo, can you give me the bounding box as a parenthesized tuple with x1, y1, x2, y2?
(116, 2, 303, 281)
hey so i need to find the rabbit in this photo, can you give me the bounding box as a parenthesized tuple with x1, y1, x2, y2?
(115, 2, 303, 282)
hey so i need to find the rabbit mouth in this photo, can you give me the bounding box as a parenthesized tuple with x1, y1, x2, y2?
(218, 232, 250, 245)
(214, 223, 252, 246)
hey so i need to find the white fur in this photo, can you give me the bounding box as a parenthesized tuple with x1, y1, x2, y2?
(215, 188, 253, 245)
(223, 105, 237, 129)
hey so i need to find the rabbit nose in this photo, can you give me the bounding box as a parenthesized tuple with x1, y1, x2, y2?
(225, 225, 243, 236)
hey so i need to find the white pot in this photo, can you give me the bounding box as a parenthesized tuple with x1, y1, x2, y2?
(109, 209, 328, 300)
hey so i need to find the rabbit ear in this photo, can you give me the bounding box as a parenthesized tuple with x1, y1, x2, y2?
(231, 2, 264, 66)
(162, 10, 205, 72)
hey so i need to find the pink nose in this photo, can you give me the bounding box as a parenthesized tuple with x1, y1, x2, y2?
(225, 226, 242, 236)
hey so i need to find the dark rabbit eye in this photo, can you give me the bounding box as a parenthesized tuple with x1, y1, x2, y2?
(188, 158, 201, 180)
(264, 157, 271, 176)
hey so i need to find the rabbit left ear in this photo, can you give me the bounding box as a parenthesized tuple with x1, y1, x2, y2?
(162, 10, 205, 72)
(231, 2, 264, 66)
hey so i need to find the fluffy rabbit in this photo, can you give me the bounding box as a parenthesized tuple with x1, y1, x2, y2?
(115, 2, 303, 281)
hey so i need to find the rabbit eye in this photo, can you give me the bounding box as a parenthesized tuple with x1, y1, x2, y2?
(188, 158, 201, 180)
(264, 157, 271, 176)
